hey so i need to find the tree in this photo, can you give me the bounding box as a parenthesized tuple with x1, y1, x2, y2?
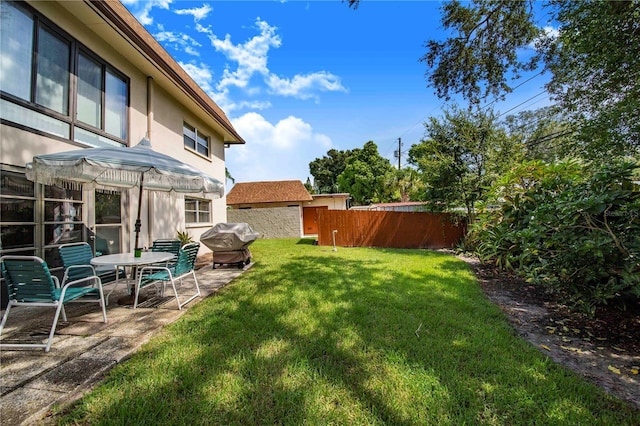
(503, 106, 574, 162)
(390, 167, 424, 202)
(408, 106, 515, 217)
(542, 0, 640, 158)
(308, 149, 351, 194)
(337, 141, 395, 205)
(420, 0, 640, 158)
(421, 0, 540, 106)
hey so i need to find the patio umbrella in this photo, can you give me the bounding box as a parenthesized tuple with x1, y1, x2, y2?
(26, 138, 224, 250)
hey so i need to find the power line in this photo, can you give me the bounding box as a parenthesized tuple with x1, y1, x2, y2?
(481, 70, 546, 112)
(379, 68, 548, 165)
(393, 73, 547, 151)
(495, 90, 548, 119)
(525, 129, 575, 148)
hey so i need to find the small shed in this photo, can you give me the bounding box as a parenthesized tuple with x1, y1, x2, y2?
(226, 180, 313, 238)
(303, 193, 351, 235)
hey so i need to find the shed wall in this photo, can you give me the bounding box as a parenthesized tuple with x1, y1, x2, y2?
(228, 206, 302, 239)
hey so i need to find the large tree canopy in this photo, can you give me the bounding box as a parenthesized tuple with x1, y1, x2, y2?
(543, 0, 640, 157)
(421, 0, 640, 157)
(408, 106, 515, 216)
(421, 0, 540, 105)
(346, 0, 540, 105)
(337, 141, 395, 205)
(308, 149, 351, 194)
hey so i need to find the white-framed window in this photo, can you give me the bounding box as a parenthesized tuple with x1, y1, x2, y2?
(183, 122, 210, 157)
(44, 185, 83, 247)
(0, 1, 129, 146)
(185, 197, 211, 224)
(94, 190, 122, 255)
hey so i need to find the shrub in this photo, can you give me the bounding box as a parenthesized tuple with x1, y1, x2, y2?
(469, 160, 640, 314)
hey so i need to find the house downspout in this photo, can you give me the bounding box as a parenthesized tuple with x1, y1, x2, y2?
(146, 76, 154, 247)
(147, 76, 154, 141)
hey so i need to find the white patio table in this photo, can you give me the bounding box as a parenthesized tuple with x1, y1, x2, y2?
(91, 252, 174, 306)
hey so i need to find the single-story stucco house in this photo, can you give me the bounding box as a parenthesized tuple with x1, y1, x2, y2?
(226, 180, 313, 239)
(226, 180, 350, 238)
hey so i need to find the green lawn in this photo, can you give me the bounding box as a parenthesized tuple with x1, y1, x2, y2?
(60, 239, 639, 425)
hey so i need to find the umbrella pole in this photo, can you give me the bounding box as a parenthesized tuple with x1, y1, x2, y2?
(119, 173, 146, 306)
(134, 173, 144, 251)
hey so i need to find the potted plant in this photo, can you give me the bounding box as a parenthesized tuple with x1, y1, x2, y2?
(176, 230, 194, 246)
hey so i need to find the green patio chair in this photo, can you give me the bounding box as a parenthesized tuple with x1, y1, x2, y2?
(0, 255, 107, 352)
(151, 239, 181, 255)
(58, 242, 125, 305)
(133, 242, 201, 310)
(151, 238, 181, 267)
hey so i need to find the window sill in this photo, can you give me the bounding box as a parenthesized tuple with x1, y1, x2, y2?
(186, 223, 214, 230)
(184, 147, 212, 162)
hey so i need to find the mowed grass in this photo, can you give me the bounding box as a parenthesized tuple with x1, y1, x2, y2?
(60, 239, 639, 425)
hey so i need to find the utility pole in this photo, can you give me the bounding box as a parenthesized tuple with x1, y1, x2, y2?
(393, 137, 402, 169)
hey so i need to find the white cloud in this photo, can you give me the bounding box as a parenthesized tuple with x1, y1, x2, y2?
(195, 23, 213, 35)
(178, 61, 214, 94)
(174, 4, 213, 22)
(541, 26, 560, 39)
(232, 112, 331, 150)
(154, 31, 202, 56)
(236, 100, 272, 111)
(184, 46, 200, 56)
(530, 25, 559, 49)
(122, 0, 172, 26)
(227, 112, 333, 183)
(267, 72, 346, 100)
(204, 18, 346, 102)
(209, 19, 281, 91)
(178, 61, 256, 114)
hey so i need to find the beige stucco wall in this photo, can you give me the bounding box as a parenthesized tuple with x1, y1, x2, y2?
(228, 207, 303, 239)
(1, 1, 230, 255)
(146, 84, 228, 251)
(304, 196, 349, 210)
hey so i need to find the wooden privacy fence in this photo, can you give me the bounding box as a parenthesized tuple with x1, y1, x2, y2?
(317, 210, 466, 249)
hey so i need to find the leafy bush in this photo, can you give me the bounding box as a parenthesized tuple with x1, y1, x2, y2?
(469, 160, 640, 314)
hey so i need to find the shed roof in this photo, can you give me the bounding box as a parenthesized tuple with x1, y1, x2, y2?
(227, 180, 313, 205)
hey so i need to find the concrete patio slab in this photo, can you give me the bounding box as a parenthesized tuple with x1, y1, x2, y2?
(0, 263, 249, 425)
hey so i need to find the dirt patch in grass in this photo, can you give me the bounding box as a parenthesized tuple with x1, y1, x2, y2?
(458, 254, 640, 410)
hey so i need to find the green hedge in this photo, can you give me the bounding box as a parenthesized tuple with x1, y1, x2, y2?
(469, 160, 640, 314)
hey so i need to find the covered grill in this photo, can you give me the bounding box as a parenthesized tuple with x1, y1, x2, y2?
(200, 222, 259, 269)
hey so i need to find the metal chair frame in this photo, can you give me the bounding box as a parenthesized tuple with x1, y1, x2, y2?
(133, 242, 201, 310)
(58, 242, 126, 305)
(0, 255, 107, 352)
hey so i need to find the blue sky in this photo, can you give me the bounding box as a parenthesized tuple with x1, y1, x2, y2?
(122, 0, 553, 186)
